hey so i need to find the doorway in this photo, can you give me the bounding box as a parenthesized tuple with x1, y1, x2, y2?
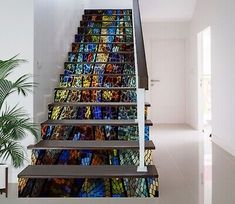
(197, 27, 212, 132)
(197, 27, 212, 204)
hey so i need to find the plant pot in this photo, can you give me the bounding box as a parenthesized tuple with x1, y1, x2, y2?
(0, 164, 7, 190)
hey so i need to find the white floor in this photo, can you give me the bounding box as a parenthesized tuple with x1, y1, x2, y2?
(151, 124, 203, 204)
(151, 124, 235, 204)
(1, 124, 235, 204)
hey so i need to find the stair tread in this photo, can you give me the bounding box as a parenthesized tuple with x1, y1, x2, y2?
(60, 73, 136, 77)
(49, 102, 150, 107)
(18, 165, 158, 179)
(81, 19, 131, 21)
(54, 87, 136, 91)
(84, 9, 132, 11)
(73, 42, 133, 44)
(28, 140, 155, 150)
(83, 14, 132, 16)
(65, 61, 134, 64)
(41, 119, 153, 126)
(80, 27, 133, 30)
(76, 33, 131, 36)
(69, 51, 134, 54)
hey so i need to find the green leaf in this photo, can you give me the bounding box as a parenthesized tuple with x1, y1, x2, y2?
(0, 140, 26, 168)
(13, 74, 35, 96)
(0, 105, 39, 141)
(0, 55, 26, 79)
(0, 79, 13, 109)
(0, 56, 38, 168)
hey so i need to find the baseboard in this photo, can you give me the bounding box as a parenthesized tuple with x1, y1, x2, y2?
(212, 134, 235, 157)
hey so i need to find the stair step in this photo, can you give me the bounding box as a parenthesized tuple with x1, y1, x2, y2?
(68, 51, 134, 54)
(79, 26, 132, 30)
(73, 42, 133, 45)
(28, 140, 155, 150)
(41, 119, 153, 126)
(84, 9, 132, 12)
(72, 42, 134, 52)
(83, 14, 132, 17)
(18, 165, 158, 179)
(76, 34, 131, 37)
(54, 87, 136, 91)
(65, 62, 134, 65)
(49, 102, 150, 107)
(81, 20, 132, 23)
(60, 73, 136, 77)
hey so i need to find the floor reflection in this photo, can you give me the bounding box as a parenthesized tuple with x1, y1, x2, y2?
(203, 126, 212, 204)
(151, 124, 201, 204)
(152, 124, 235, 204)
(212, 142, 235, 204)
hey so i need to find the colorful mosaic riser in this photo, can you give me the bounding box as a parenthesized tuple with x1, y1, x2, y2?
(82, 17, 132, 22)
(64, 63, 135, 76)
(30, 149, 152, 166)
(68, 53, 134, 63)
(59, 74, 136, 88)
(18, 9, 158, 197)
(86, 22, 132, 27)
(72, 43, 134, 53)
(76, 25, 133, 39)
(19, 177, 158, 197)
(54, 90, 137, 103)
(41, 125, 150, 141)
(48, 106, 148, 120)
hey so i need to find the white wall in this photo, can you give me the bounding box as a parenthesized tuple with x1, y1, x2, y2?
(34, 0, 89, 122)
(86, 0, 132, 9)
(189, 0, 235, 156)
(0, 0, 34, 182)
(143, 22, 189, 124)
(139, 0, 197, 22)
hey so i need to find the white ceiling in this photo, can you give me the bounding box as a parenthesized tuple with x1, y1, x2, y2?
(139, 0, 197, 22)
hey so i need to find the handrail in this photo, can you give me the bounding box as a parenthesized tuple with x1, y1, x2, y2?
(133, 0, 149, 90)
(133, 0, 148, 173)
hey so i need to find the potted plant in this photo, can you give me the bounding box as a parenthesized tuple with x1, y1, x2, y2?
(0, 56, 38, 191)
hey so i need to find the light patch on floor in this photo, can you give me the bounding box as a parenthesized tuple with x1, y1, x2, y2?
(151, 124, 201, 204)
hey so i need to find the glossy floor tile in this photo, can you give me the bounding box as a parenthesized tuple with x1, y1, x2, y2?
(151, 124, 202, 204)
(151, 124, 234, 204)
(212, 143, 235, 204)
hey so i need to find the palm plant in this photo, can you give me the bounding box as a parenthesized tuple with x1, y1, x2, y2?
(0, 56, 38, 168)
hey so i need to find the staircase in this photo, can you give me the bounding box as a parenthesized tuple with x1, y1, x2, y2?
(18, 8, 159, 198)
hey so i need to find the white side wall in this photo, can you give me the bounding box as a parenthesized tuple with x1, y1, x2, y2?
(0, 0, 34, 182)
(189, 0, 235, 156)
(34, 0, 89, 122)
(143, 22, 189, 124)
(86, 0, 132, 9)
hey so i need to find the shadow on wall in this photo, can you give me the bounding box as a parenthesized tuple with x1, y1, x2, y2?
(33, 0, 88, 123)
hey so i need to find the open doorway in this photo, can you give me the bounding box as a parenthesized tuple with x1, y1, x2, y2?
(197, 27, 212, 132)
(197, 27, 212, 204)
